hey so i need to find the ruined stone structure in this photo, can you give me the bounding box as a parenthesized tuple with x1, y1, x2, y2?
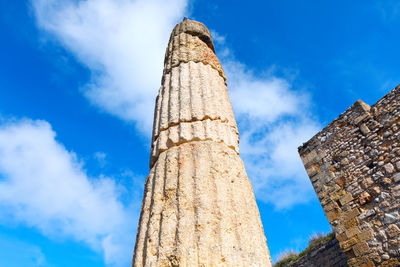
(299, 85, 400, 267)
(132, 18, 272, 267)
(288, 236, 348, 267)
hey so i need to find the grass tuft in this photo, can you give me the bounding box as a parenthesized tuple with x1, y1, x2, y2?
(274, 250, 299, 267)
(273, 232, 335, 267)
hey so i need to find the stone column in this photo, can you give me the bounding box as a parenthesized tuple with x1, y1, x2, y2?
(132, 18, 272, 267)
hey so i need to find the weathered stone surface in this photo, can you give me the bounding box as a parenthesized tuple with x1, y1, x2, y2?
(299, 84, 400, 265)
(133, 18, 272, 266)
(150, 61, 238, 168)
(384, 163, 395, 174)
(170, 18, 215, 52)
(134, 142, 271, 266)
(163, 32, 226, 81)
(360, 124, 371, 135)
(287, 236, 348, 267)
(151, 118, 239, 166)
(384, 212, 399, 224)
(386, 224, 400, 238)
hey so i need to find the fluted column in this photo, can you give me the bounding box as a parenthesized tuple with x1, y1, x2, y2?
(133, 18, 272, 267)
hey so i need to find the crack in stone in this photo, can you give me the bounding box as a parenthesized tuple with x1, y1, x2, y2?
(163, 60, 227, 84)
(153, 116, 237, 141)
(183, 30, 215, 53)
(151, 140, 239, 169)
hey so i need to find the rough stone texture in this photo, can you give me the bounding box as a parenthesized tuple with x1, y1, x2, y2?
(133, 18, 272, 267)
(299, 85, 400, 266)
(287, 236, 348, 267)
(150, 61, 238, 168)
(151, 118, 239, 166)
(163, 32, 226, 82)
(170, 18, 215, 52)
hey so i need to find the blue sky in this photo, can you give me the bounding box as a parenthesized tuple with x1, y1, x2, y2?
(0, 0, 399, 266)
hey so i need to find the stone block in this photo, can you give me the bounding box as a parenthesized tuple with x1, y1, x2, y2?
(382, 177, 392, 186)
(361, 177, 374, 189)
(393, 185, 400, 197)
(306, 164, 320, 177)
(345, 208, 361, 219)
(357, 228, 373, 241)
(386, 224, 400, 238)
(370, 186, 381, 196)
(336, 232, 348, 242)
(360, 261, 375, 267)
(340, 237, 358, 251)
(360, 124, 371, 135)
(346, 226, 361, 238)
(359, 192, 372, 205)
(340, 193, 354, 205)
(393, 172, 400, 183)
(332, 189, 346, 201)
(384, 163, 395, 174)
(380, 259, 400, 267)
(353, 241, 370, 256)
(384, 212, 399, 224)
(326, 210, 340, 221)
(344, 217, 359, 229)
(300, 149, 318, 166)
(336, 176, 347, 188)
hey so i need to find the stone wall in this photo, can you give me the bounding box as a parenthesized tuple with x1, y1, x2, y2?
(298, 85, 400, 266)
(287, 236, 348, 267)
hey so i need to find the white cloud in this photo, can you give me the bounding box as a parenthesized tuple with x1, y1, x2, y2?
(30, 0, 321, 213)
(221, 57, 321, 209)
(32, 0, 188, 133)
(0, 119, 139, 266)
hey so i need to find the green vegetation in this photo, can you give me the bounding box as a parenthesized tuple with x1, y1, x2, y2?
(274, 251, 299, 267)
(273, 232, 335, 267)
